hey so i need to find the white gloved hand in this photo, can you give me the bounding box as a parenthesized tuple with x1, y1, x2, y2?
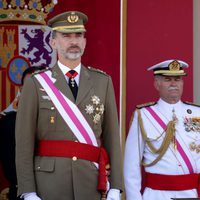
(23, 192, 42, 200)
(106, 189, 121, 200)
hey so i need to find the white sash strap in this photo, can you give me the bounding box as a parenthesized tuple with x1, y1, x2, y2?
(35, 71, 98, 147)
(145, 106, 194, 173)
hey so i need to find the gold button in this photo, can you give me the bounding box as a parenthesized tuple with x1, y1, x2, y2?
(72, 156, 77, 161)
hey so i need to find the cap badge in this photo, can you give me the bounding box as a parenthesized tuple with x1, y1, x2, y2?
(67, 13, 79, 23)
(168, 60, 180, 71)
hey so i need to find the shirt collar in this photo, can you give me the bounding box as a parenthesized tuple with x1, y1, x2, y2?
(158, 98, 182, 108)
(157, 98, 182, 117)
(57, 60, 81, 75)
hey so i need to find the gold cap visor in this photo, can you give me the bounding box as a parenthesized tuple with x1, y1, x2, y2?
(154, 70, 187, 76)
(52, 25, 86, 33)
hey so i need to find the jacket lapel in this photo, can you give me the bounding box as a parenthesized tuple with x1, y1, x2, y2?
(51, 64, 75, 103)
(76, 65, 93, 105)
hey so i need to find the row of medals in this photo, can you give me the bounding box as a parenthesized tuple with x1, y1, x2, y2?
(184, 116, 200, 153)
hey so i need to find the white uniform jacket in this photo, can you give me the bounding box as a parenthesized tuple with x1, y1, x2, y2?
(124, 98, 200, 200)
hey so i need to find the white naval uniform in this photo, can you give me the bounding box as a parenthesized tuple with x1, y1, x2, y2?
(124, 98, 200, 200)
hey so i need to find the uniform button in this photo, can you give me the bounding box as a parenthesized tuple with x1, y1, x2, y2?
(75, 140, 78, 142)
(51, 107, 55, 110)
(37, 166, 41, 170)
(72, 156, 77, 161)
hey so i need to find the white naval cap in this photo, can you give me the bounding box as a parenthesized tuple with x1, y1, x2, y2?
(147, 59, 189, 76)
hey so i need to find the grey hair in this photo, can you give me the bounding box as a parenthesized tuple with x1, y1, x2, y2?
(154, 75, 162, 81)
(51, 30, 57, 39)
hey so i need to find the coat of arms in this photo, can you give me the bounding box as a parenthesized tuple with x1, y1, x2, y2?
(0, 0, 57, 112)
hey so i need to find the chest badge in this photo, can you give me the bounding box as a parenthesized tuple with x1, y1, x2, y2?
(50, 116, 55, 124)
(85, 95, 104, 124)
(189, 142, 200, 154)
(183, 117, 200, 132)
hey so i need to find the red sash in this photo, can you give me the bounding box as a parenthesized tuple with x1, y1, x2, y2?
(146, 172, 200, 197)
(36, 140, 109, 192)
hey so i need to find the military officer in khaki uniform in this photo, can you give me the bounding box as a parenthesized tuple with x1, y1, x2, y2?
(15, 11, 122, 200)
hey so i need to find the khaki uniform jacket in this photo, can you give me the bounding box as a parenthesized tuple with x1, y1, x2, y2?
(15, 64, 122, 200)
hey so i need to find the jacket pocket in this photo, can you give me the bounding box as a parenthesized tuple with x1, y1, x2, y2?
(34, 156, 55, 172)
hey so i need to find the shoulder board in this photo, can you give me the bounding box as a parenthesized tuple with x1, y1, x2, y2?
(183, 101, 200, 107)
(32, 67, 50, 76)
(136, 102, 157, 109)
(87, 66, 107, 76)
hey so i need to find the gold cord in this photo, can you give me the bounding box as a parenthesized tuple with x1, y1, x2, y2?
(137, 109, 176, 167)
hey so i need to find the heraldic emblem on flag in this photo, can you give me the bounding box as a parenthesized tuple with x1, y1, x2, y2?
(0, 0, 58, 112)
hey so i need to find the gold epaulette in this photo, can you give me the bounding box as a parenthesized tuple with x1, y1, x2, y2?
(136, 102, 156, 109)
(32, 67, 50, 76)
(183, 101, 200, 107)
(87, 66, 108, 76)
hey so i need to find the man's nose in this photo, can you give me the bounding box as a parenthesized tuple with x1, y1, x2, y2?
(69, 37, 79, 44)
(170, 79, 177, 85)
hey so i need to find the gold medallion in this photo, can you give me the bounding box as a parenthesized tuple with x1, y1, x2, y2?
(50, 116, 55, 124)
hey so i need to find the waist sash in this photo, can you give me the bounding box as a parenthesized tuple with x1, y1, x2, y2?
(37, 140, 109, 191)
(146, 172, 200, 197)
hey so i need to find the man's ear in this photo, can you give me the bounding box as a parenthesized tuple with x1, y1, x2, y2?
(50, 38, 57, 49)
(83, 37, 87, 48)
(154, 79, 159, 91)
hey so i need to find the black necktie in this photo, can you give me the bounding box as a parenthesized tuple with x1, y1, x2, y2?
(66, 70, 78, 99)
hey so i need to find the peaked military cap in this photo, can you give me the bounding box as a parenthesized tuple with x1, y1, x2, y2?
(48, 11, 88, 33)
(147, 59, 189, 76)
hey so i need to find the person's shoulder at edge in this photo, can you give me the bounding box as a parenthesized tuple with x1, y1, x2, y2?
(0, 111, 16, 121)
(0, 112, 6, 120)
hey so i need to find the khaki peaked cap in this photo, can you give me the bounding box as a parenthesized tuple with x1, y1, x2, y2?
(48, 11, 88, 33)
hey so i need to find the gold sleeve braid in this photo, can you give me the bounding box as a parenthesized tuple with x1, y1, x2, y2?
(137, 109, 176, 167)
